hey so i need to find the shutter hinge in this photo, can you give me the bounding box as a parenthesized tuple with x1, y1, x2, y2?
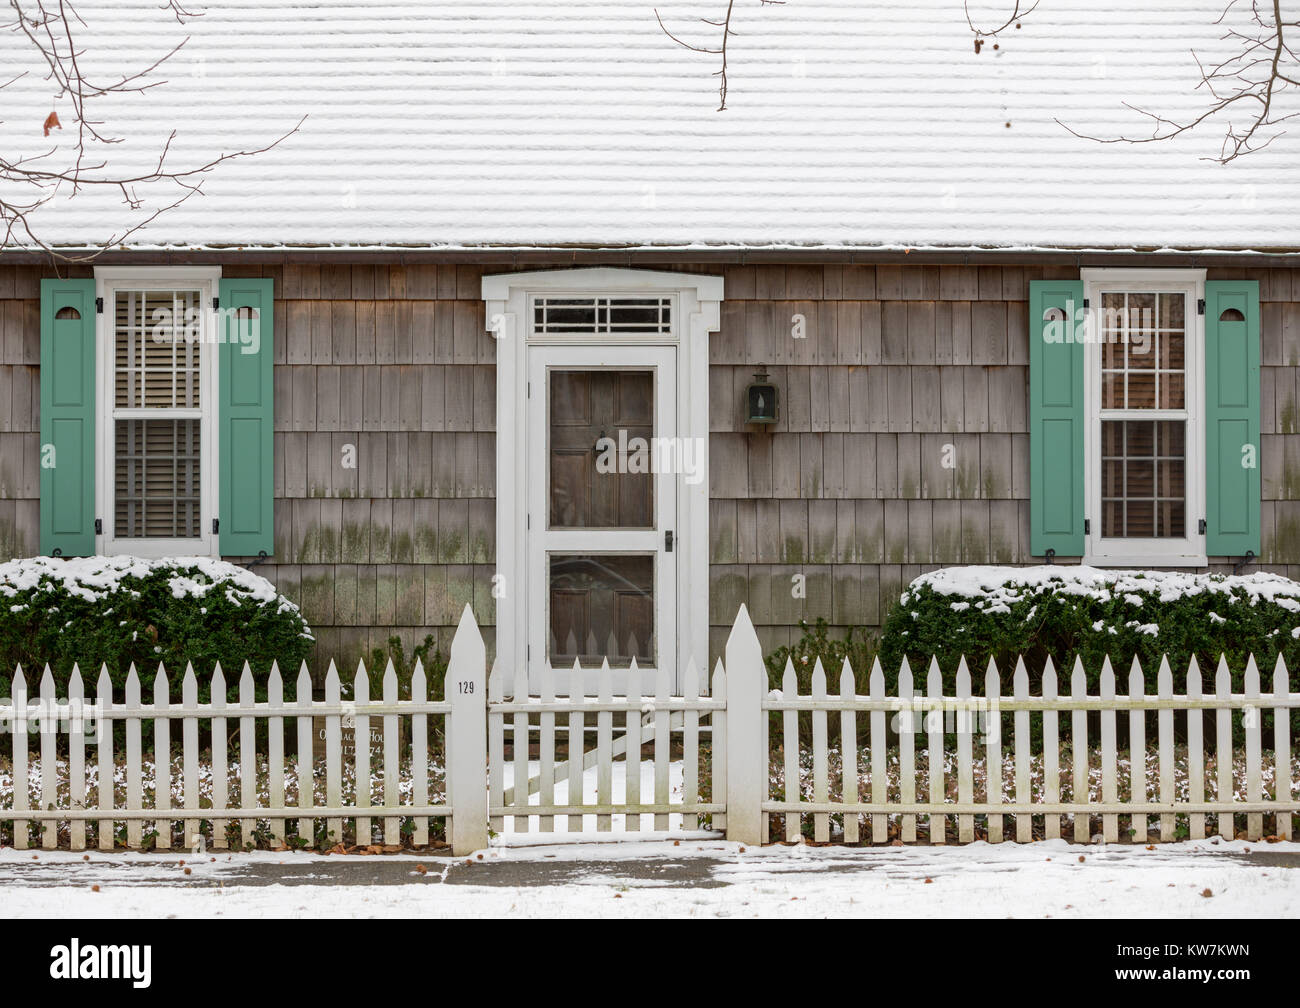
(526, 381, 531, 398)
(94, 518, 102, 535)
(212, 518, 220, 534)
(1082, 298, 1090, 310)
(665, 530, 674, 552)
(212, 296, 220, 311)
(1083, 519, 1090, 535)
(95, 297, 103, 314)
(1198, 518, 1207, 535)
(1197, 298, 1206, 315)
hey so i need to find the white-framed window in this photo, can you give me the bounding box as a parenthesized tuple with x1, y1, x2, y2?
(1082, 268, 1206, 566)
(94, 266, 221, 558)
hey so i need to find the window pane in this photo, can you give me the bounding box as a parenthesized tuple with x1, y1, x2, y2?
(549, 369, 654, 529)
(115, 290, 201, 409)
(114, 419, 201, 538)
(549, 554, 654, 667)
(1100, 419, 1185, 539)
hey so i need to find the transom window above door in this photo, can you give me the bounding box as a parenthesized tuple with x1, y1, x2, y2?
(532, 295, 673, 336)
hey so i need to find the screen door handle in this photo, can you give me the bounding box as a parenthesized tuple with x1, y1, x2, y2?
(665, 530, 674, 552)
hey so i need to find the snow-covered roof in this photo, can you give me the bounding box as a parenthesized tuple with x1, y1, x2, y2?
(3, 0, 1298, 254)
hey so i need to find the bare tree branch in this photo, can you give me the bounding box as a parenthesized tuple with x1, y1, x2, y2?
(965, 0, 1039, 53)
(656, 0, 784, 111)
(1060, 0, 1299, 162)
(1, 0, 303, 261)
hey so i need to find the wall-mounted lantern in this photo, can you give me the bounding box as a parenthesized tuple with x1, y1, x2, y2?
(745, 367, 779, 425)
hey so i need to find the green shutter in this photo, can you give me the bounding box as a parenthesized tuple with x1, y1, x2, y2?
(1029, 280, 1086, 557)
(39, 279, 97, 557)
(218, 278, 274, 557)
(1204, 280, 1260, 557)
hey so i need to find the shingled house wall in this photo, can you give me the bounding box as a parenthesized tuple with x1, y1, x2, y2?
(3, 260, 1298, 669)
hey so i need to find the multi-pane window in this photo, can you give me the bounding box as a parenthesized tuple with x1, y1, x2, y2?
(533, 296, 672, 335)
(1097, 289, 1191, 542)
(111, 289, 204, 539)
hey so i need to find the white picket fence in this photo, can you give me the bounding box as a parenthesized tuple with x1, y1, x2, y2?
(1, 607, 488, 855)
(765, 650, 1298, 846)
(3, 603, 1299, 853)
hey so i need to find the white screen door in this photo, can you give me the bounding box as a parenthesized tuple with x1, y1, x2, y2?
(526, 345, 678, 695)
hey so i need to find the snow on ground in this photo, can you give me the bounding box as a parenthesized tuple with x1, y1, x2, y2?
(2, 837, 1297, 919)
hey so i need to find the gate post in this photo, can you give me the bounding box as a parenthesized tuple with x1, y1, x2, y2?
(724, 604, 764, 845)
(448, 605, 489, 855)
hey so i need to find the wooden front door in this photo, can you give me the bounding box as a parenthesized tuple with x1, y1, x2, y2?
(526, 345, 678, 694)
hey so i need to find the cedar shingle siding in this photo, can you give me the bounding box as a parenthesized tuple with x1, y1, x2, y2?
(4, 261, 1300, 669)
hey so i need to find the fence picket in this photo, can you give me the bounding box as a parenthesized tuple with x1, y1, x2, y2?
(811, 659, 829, 843)
(1128, 659, 1147, 842)
(654, 658, 671, 832)
(97, 666, 113, 852)
(869, 658, 886, 844)
(240, 663, 257, 849)
(1216, 657, 1233, 840)
(382, 660, 399, 846)
(624, 661, 640, 833)
(488, 659, 504, 835)
(1276, 656, 1293, 841)
(597, 659, 613, 832)
(1100, 658, 1118, 843)
(899, 657, 916, 843)
(325, 661, 342, 846)
(268, 663, 285, 847)
(125, 666, 142, 849)
(927, 658, 944, 845)
(68, 666, 86, 852)
(12, 666, 27, 851)
(568, 660, 584, 832)
(1244, 656, 1262, 842)
(211, 663, 229, 850)
(1187, 657, 1205, 841)
(39, 666, 56, 849)
(410, 660, 428, 846)
(711, 659, 727, 834)
(511, 654, 528, 833)
(840, 660, 858, 844)
(956, 658, 974, 843)
(354, 662, 372, 846)
(153, 666, 171, 851)
(539, 661, 556, 833)
(296, 663, 315, 847)
(782, 659, 799, 842)
(182, 665, 199, 850)
(1157, 658, 1175, 842)
(683, 657, 701, 833)
(984, 659, 1002, 843)
(1071, 658, 1088, 844)
(1013, 658, 1030, 843)
(1042, 658, 1060, 841)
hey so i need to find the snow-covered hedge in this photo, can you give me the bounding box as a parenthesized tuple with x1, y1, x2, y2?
(0, 556, 312, 698)
(880, 566, 1300, 696)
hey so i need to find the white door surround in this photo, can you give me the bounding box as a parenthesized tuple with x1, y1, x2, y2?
(483, 268, 723, 694)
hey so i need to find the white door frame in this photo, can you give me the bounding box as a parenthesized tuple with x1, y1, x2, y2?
(484, 268, 723, 695)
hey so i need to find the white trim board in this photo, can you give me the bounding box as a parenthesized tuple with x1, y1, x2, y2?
(483, 268, 723, 695)
(1081, 268, 1207, 568)
(94, 266, 222, 559)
